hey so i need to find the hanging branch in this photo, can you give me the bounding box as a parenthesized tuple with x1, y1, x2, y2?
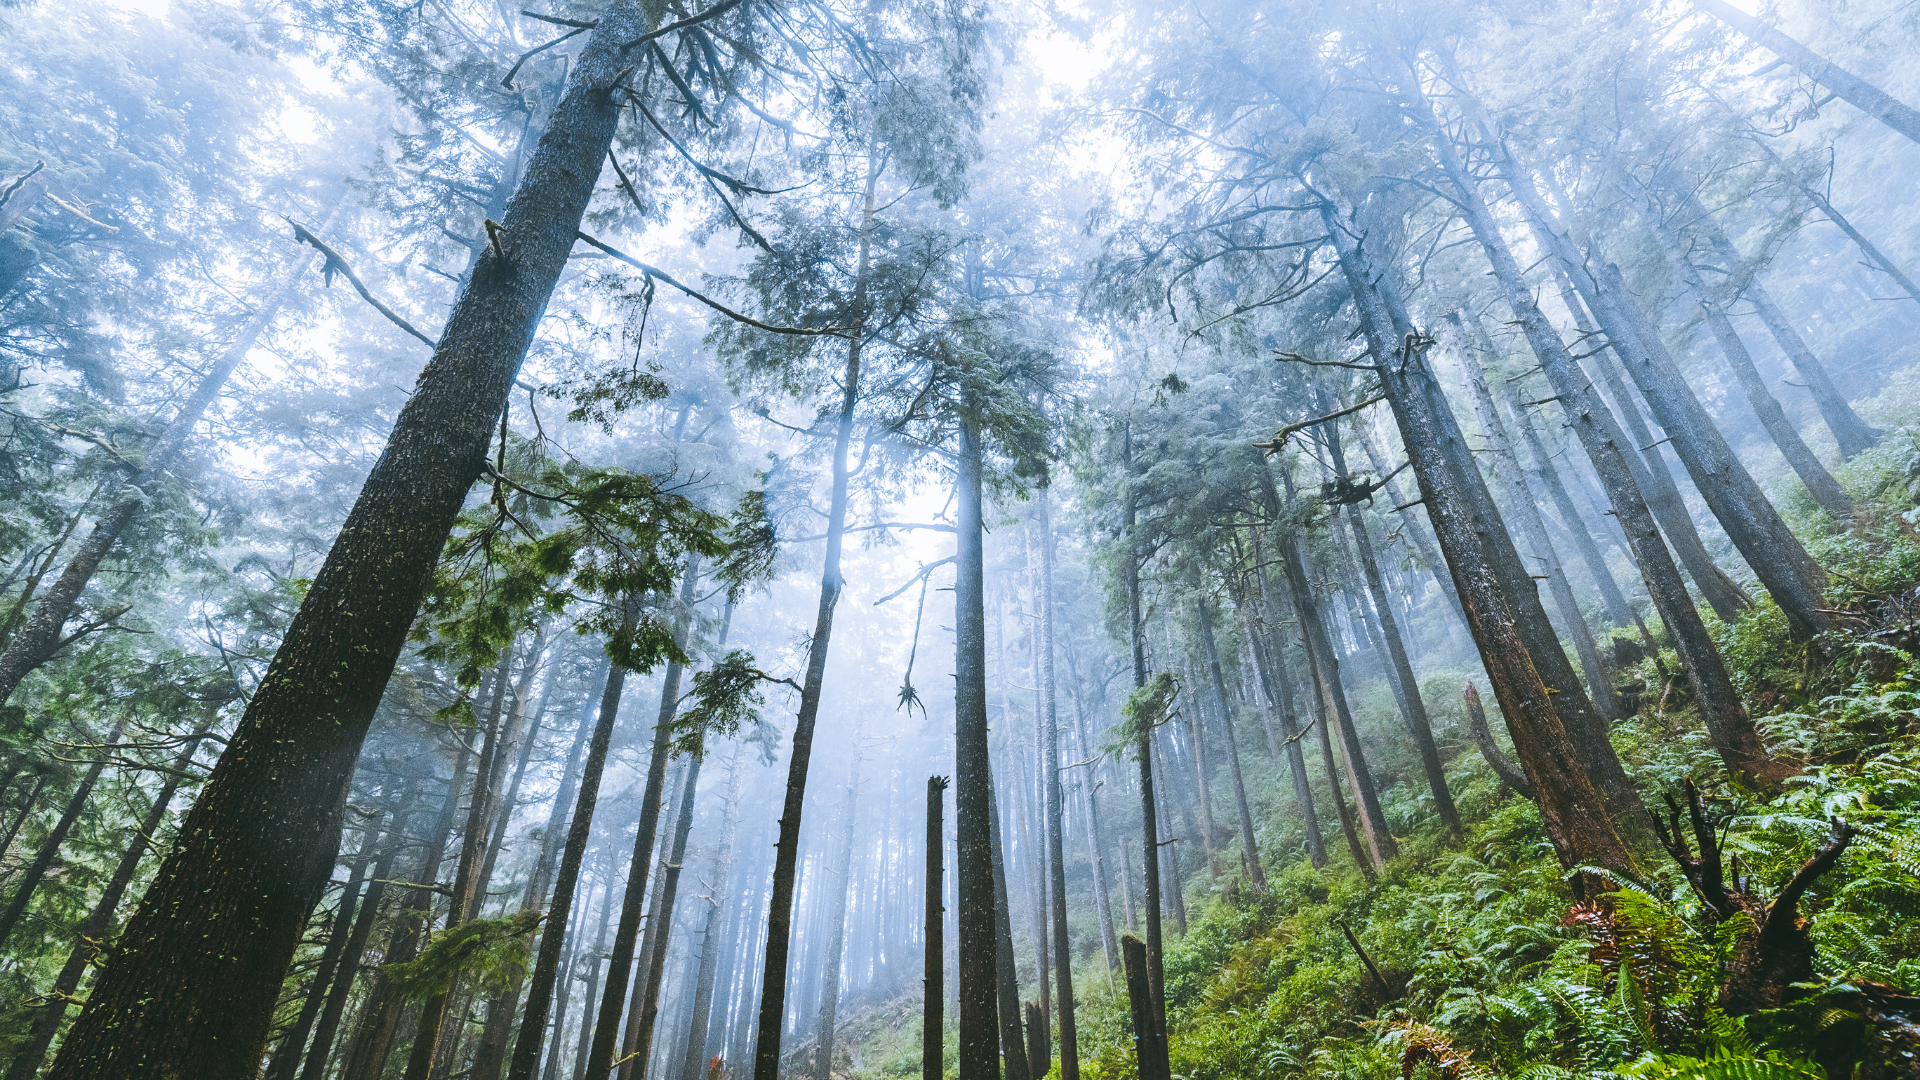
(625, 91, 785, 253)
(872, 555, 956, 606)
(573, 231, 848, 336)
(286, 219, 440, 349)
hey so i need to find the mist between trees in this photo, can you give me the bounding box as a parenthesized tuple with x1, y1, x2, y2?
(1, 1, 1919, 1079)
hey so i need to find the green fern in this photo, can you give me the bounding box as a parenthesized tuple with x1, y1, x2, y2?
(1614, 1049, 1825, 1080)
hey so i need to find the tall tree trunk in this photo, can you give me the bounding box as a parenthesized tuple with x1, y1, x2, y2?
(4, 719, 214, 1080)
(954, 414, 999, 1080)
(44, 7, 663, 1074)
(630, 746, 703, 1080)
(1665, 175, 1879, 457)
(924, 776, 948, 1080)
(1119, 428, 1169, 1051)
(1445, 321, 1623, 719)
(1616, 171, 1852, 516)
(0, 199, 340, 709)
(1693, 0, 1920, 145)
(1118, 935, 1169, 1080)
(809, 762, 857, 1080)
(594, 563, 700, 1080)
(1195, 598, 1265, 890)
(1063, 672, 1120, 974)
(0, 718, 127, 947)
(1501, 140, 1829, 637)
(1319, 196, 1639, 880)
(623, 759, 685, 1080)
(988, 775, 1030, 1080)
(1489, 352, 1641, 632)
(751, 160, 879, 1080)
(508, 618, 641, 1080)
(577, 860, 620, 1080)
(1323, 420, 1463, 829)
(681, 747, 743, 1080)
(1352, 429, 1467, 633)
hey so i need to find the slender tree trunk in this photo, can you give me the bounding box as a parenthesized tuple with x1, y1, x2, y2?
(578, 861, 620, 1080)
(0, 718, 127, 947)
(1352, 429, 1467, 635)
(954, 415, 999, 1080)
(1455, 138, 1796, 790)
(1493, 361, 1641, 632)
(630, 746, 702, 1080)
(924, 776, 947, 1080)
(44, 8, 664, 1074)
(623, 759, 685, 1080)
(594, 563, 700, 1080)
(406, 656, 515, 1080)
(681, 747, 743, 1080)
(1666, 176, 1879, 457)
(4, 720, 213, 1080)
(751, 162, 879, 1080)
(1445, 320, 1623, 719)
(508, 617, 641, 1080)
(1064, 674, 1119, 974)
(1747, 133, 1920, 308)
(299, 783, 420, 1080)
(987, 775, 1030, 1080)
(1463, 683, 1533, 798)
(1504, 142, 1827, 637)
(1195, 599, 1265, 890)
(0, 774, 46, 865)
(1238, 567, 1324, 869)
(1118, 935, 1169, 1080)
(1119, 429, 1169, 1052)
(1693, 0, 1920, 145)
(1617, 172, 1852, 516)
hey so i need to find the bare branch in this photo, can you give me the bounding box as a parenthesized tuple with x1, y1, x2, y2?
(286, 219, 439, 349)
(573, 231, 847, 337)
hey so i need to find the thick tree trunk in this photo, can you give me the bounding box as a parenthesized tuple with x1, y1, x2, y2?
(0, 718, 127, 947)
(1617, 173, 1852, 516)
(1446, 320, 1622, 719)
(508, 618, 641, 1080)
(44, 7, 660, 1074)
(751, 162, 878, 1080)
(1666, 178, 1879, 457)
(1693, 0, 1920, 145)
(1321, 198, 1638, 879)
(954, 415, 999, 1080)
(987, 777, 1029, 1080)
(1119, 935, 1169, 1080)
(924, 775, 948, 1080)
(4, 720, 213, 1080)
(1195, 599, 1266, 888)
